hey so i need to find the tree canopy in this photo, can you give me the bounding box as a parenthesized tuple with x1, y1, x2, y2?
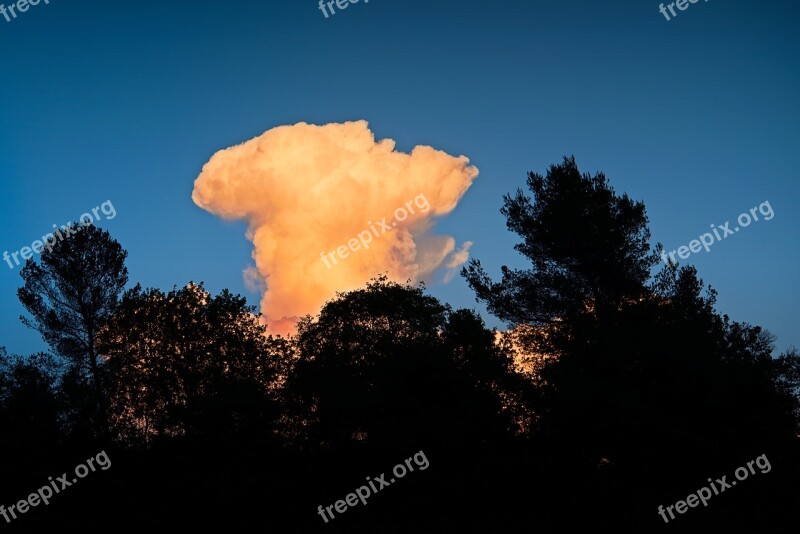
(3, 160, 798, 531)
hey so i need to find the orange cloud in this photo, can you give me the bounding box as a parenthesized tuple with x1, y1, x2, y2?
(192, 120, 478, 336)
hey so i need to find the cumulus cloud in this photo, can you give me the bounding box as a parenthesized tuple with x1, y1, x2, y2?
(192, 120, 478, 335)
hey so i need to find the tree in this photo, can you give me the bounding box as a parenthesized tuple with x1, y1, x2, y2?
(463, 156, 657, 329)
(17, 223, 128, 438)
(461, 158, 800, 529)
(283, 276, 520, 452)
(98, 283, 286, 444)
(0, 348, 63, 465)
(775, 347, 800, 423)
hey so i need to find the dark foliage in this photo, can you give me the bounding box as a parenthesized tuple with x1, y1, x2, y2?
(2, 159, 798, 532)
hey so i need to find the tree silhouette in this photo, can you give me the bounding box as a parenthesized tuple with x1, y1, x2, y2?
(2, 165, 797, 531)
(98, 283, 287, 444)
(0, 348, 62, 458)
(283, 276, 520, 454)
(463, 156, 657, 329)
(17, 223, 128, 438)
(462, 157, 800, 530)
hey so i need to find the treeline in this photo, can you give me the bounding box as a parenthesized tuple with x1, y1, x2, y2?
(1, 157, 798, 532)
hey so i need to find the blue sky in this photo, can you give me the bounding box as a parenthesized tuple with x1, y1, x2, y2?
(1, 0, 798, 354)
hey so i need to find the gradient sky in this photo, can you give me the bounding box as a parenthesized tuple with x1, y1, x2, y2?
(1, 0, 798, 355)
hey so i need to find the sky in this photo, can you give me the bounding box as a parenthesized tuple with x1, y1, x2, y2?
(1, 0, 798, 354)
